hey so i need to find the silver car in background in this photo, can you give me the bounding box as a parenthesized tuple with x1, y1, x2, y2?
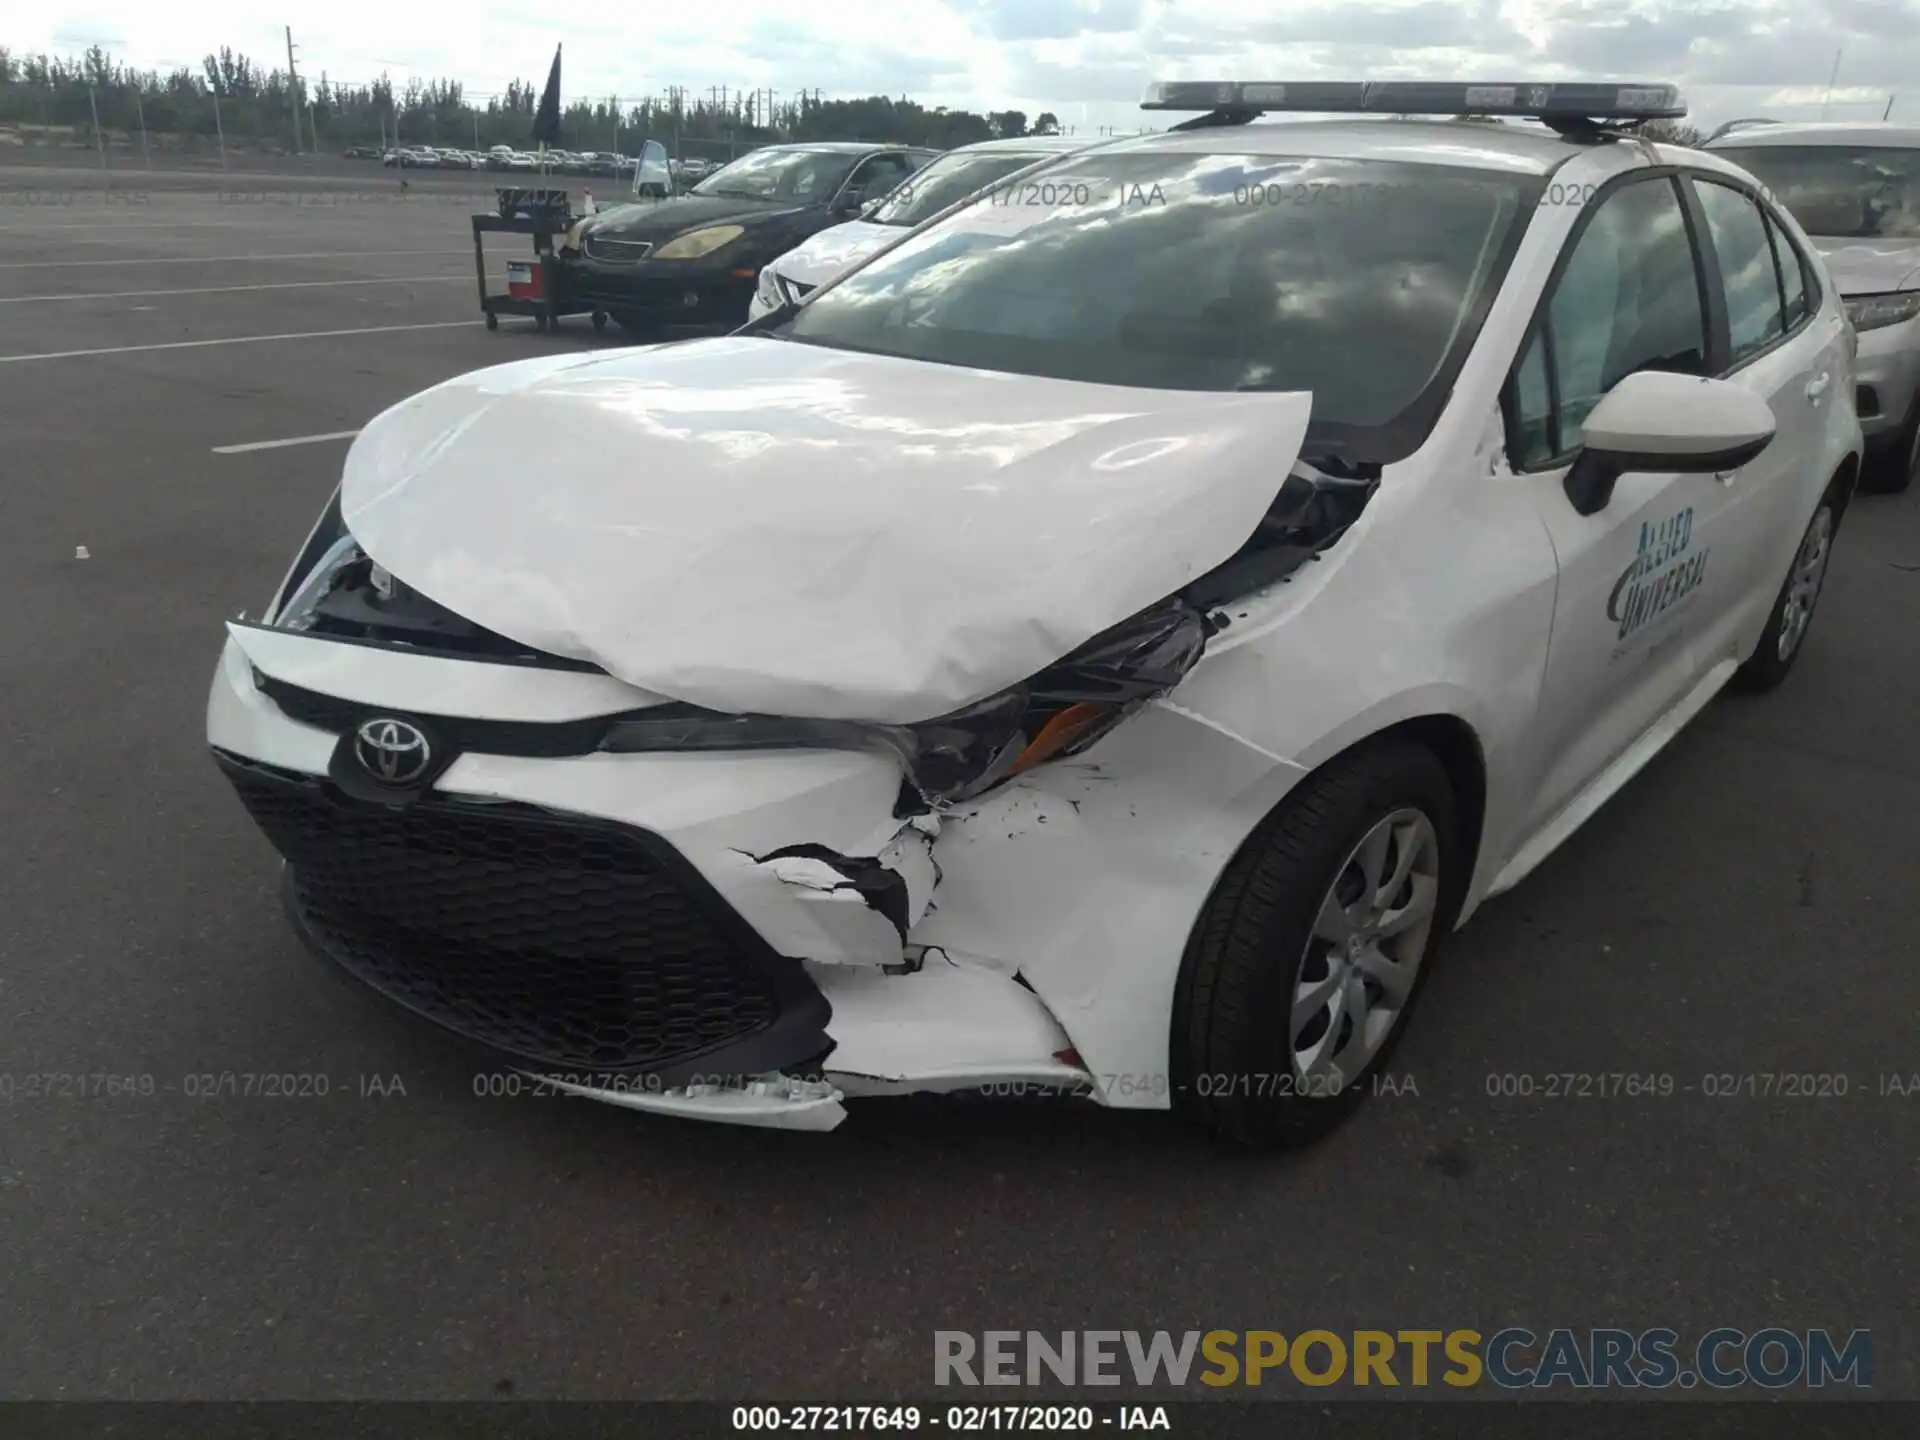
(1709, 122, 1920, 491)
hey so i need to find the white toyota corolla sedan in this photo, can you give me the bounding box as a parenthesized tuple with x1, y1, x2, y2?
(209, 82, 1862, 1145)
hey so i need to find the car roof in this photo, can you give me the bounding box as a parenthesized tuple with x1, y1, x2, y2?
(750, 141, 911, 155)
(1706, 120, 1920, 150)
(1089, 117, 1591, 175)
(946, 135, 1089, 155)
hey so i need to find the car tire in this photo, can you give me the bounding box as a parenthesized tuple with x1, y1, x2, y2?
(1171, 737, 1460, 1149)
(1732, 491, 1839, 692)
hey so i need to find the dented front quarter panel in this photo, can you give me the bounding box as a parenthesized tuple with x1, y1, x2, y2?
(912, 700, 1309, 1107)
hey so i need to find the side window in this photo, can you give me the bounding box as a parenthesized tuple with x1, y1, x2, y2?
(849, 154, 910, 199)
(1509, 176, 1708, 468)
(1765, 209, 1810, 329)
(1694, 180, 1786, 364)
(1511, 330, 1553, 464)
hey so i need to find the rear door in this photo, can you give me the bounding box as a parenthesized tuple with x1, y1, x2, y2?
(1678, 174, 1834, 647)
(1693, 174, 1850, 593)
(1505, 172, 1766, 842)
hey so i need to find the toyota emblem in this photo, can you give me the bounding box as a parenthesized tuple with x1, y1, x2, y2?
(353, 718, 432, 785)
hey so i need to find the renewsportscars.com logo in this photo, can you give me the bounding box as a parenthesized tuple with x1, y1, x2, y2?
(934, 1328, 1872, 1390)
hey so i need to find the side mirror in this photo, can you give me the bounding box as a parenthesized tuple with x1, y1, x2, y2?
(1563, 371, 1776, 516)
(633, 139, 674, 200)
(833, 188, 869, 216)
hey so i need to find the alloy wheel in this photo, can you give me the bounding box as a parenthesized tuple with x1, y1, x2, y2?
(1290, 807, 1441, 1089)
(1777, 507, 1833, 663)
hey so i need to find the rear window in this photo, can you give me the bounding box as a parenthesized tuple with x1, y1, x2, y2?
(1712, 145, 1920, 239)
(782, 152, 1538, 464)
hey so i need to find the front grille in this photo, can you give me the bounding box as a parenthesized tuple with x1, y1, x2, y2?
(583, 235, 653, 262)
(217, 755, 826, 1075)
(255, 673, 628, 757)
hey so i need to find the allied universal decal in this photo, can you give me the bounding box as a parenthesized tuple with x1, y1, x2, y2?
(1608, 507, 1708, 642)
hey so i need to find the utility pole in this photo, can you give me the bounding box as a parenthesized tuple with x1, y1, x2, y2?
(1886, 94, 1897, 120)
(87, 83, 107, 172)
(285, 26, 303, 153)
(135, 90, 152, 170)
(1820, 47, 1843, 120)
(213, 87, 228, 169)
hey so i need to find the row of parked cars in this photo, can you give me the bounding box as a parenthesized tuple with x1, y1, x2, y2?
(358, 144, 657, 175)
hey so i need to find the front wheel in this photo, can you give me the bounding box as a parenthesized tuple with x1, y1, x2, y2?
(1733, 496, 1837, 692)
(1172, 738, 1459, 1148)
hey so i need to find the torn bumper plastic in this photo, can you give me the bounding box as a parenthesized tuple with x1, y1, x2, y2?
(534, 1072, 851, 1131)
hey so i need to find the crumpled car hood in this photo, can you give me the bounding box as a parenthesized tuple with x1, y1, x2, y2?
(340, 337, 1311, 724)
(1807, 236, 1920, 295)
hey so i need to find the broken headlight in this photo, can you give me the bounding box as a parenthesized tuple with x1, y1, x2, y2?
(905, 598, 1211, 803)
(599, 598, 1211, 806)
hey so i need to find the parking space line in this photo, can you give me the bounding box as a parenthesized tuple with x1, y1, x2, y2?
(212, 431, 362, 454)
(0, 222, 288, 232)
(0, 319, 478, 364)
(0, 249, 473, 269)
(0, 275, 469, 304)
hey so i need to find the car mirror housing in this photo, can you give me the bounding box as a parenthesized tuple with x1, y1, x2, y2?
(1563, 371, 1777, 516)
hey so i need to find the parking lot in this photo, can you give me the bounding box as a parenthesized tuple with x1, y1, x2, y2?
(2, 163, 1917, 1401)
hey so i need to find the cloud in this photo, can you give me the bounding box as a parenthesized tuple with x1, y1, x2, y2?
(13, 0, 1919, 132)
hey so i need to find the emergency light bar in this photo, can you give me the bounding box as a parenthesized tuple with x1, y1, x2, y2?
(1141, 80, 1686, 122)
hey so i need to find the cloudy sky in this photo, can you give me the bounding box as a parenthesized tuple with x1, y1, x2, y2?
(17, 0, 1918, 133)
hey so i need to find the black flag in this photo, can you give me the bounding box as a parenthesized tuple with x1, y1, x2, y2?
(531, 44, 563, 147)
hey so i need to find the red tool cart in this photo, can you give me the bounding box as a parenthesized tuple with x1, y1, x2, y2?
(471, 189, 608, 334)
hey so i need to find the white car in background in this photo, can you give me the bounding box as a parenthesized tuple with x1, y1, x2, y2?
(748, 135, 1090, 318)
(210, 82, 1860, 1145)
(1707, 121, 1920, 491)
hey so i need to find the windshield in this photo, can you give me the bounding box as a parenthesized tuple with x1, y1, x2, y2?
(1714, 146, 1920, 239)
(781, 152, 1535, 461)
(692, 148, 862, 203)
(870, 150, 1069, 228)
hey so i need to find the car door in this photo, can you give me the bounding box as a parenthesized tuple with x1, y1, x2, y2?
(1506, 172, 1775, 843)
(1679, 174, 1832, 645)
(1689, 174, 1848, 599)
(836, 152, 914, 213)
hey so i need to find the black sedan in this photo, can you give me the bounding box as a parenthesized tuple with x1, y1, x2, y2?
(556, 142, 937, 332)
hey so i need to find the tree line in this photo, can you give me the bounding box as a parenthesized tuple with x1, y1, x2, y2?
(0, 44, 1065, 154)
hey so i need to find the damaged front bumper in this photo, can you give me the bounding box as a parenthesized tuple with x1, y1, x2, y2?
(209, 628, 1094, 1127)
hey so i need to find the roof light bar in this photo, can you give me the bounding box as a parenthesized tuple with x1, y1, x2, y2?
(1141, 80, 1686, 122)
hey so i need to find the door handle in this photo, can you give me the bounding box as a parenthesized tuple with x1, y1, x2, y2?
(1805, 371, 1831, 402)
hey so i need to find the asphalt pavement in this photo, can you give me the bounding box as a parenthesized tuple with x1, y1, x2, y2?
(1, 160, 1916, 1402)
